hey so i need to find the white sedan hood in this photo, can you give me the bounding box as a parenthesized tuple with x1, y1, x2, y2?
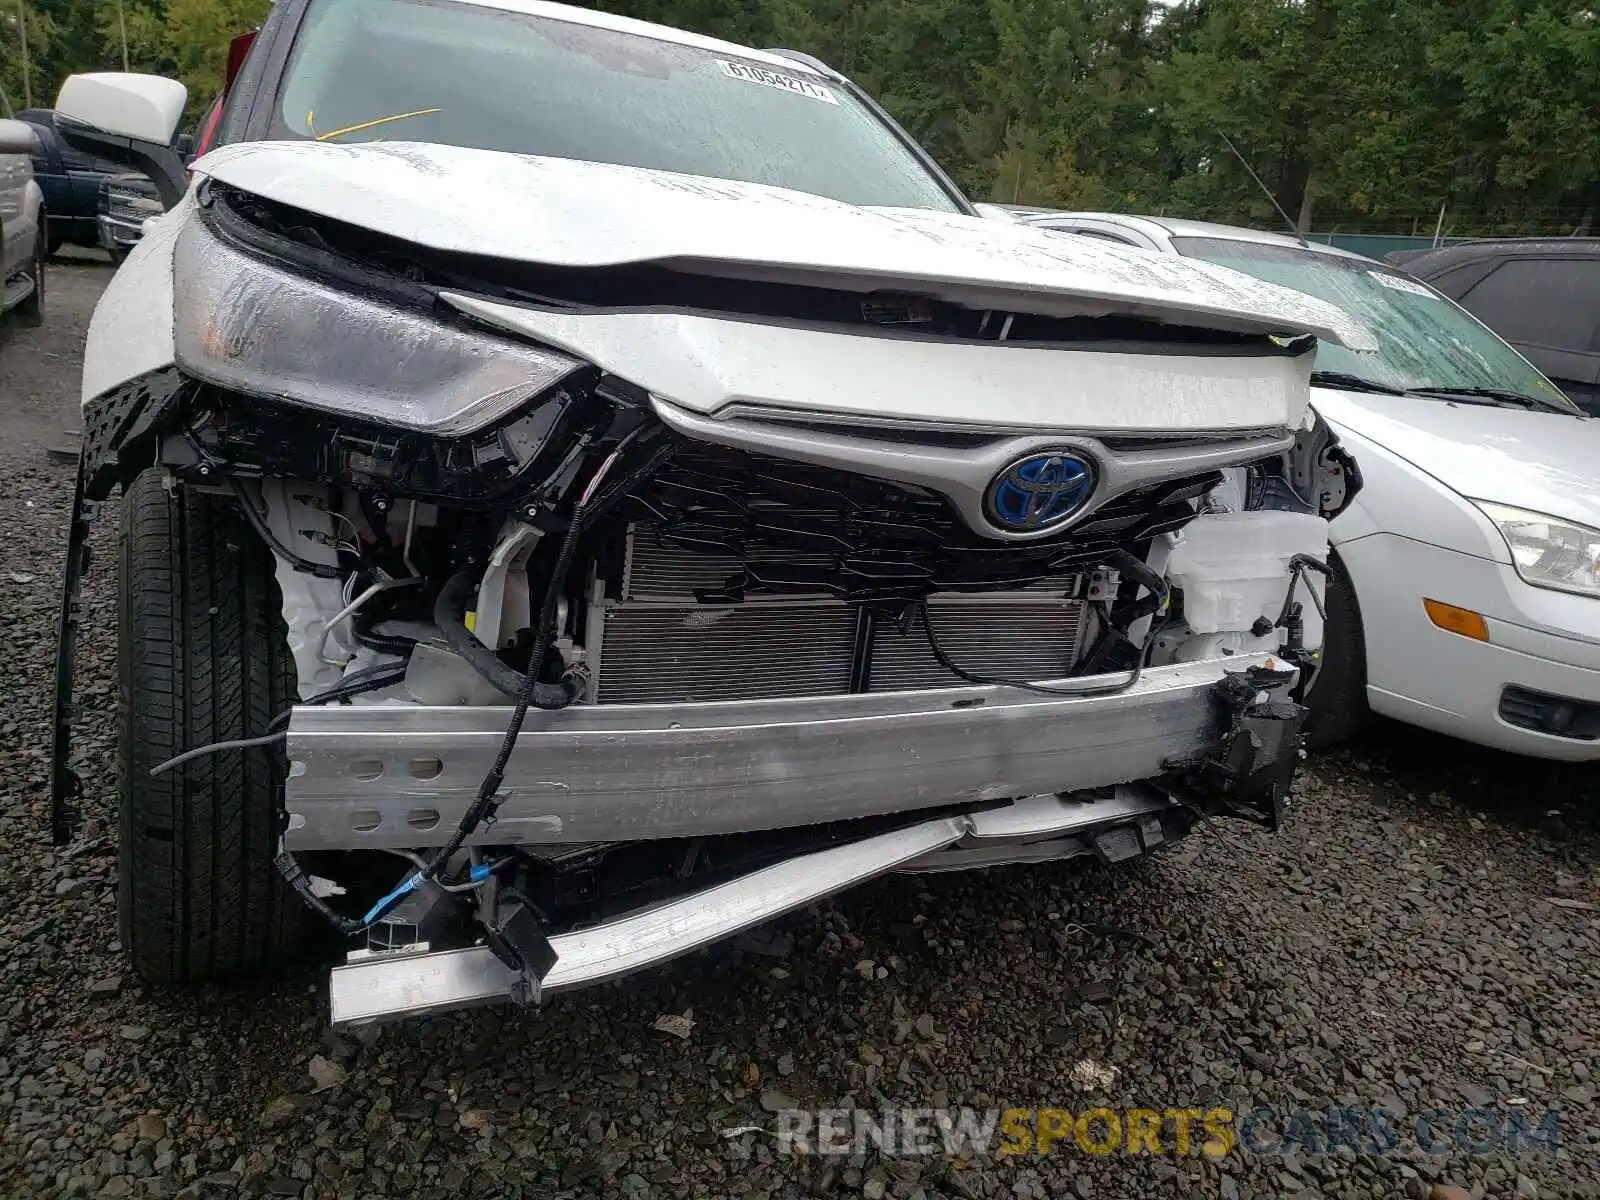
(1316, 389, 1600, 528)
(192, 140, 1373, 350)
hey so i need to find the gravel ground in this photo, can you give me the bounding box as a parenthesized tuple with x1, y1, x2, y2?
(1, 261, 1598, 1200)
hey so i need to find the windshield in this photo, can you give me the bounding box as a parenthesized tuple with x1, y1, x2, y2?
(271, 0, 960, 212)
(1170, 236, 1576, 410)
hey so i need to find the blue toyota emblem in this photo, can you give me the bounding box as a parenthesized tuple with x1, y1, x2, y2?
(984, 452, 1095, 533)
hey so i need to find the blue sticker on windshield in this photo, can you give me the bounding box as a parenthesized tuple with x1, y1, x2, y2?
(719, 59, 839, 105)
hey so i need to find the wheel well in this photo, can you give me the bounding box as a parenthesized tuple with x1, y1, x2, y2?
(1323, 541, 1370, 688)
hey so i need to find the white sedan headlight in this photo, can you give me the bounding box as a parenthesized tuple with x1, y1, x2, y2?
(1474, 502, 1600, 598)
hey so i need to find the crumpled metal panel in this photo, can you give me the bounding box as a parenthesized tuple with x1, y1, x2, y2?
(194, 140, 1373, 348)
(450, 294, 1319, 433)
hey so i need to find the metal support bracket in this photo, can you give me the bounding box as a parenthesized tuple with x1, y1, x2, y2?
(473, 520, 541, 651)
(1160, 663, 1305, 831)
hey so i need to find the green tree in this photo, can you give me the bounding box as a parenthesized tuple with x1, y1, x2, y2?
(152, 0, 268, 106)
(1, 0, 56, 110)
(974, 0, 1158, 205)
(7, 0, 1596, 235)
(1429, 0, 1600, 231)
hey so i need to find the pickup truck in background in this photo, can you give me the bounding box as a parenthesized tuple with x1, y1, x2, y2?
(17, 108, 120, 255)
(97, 173, 164, 264)
(0, 114, 45, 324)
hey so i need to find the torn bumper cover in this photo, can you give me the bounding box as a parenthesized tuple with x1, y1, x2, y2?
(307, 653, 1306, 1024)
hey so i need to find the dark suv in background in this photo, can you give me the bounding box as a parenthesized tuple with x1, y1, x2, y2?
(1396, 239, 1600, 415)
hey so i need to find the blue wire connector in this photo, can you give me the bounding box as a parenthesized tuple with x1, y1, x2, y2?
(362, 871, 424, 926)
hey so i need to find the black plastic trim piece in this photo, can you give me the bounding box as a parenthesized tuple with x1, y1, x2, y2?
(1498, 685, 1600, 741)
(50, 459, 92, 845)
(54, 121, 186, 209)
(1158, 664, 1307, 831)
(80, 369, 189, 501)
(848, 607, 876, 693)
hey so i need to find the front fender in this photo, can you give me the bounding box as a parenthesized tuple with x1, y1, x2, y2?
(1321, 414, 1508, 563)
(80, 191, 191, 411)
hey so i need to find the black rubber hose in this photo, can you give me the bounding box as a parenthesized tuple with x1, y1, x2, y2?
(1108, 549, 1170, 602)
(351, 608, 418, 657)
(433, 571, 578, 706)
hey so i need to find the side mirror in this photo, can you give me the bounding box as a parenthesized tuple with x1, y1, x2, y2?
(0, 119, 40, 156)
(57, 73, 188, 146)
(54, 73, 190, 209)
(174, 133, 195, 158)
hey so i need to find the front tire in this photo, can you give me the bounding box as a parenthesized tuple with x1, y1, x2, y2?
(1303, 550, 1368, 749)
(118, 470, 309, 984)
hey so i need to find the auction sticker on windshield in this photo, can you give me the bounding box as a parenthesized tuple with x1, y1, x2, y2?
(719, 59, 839, 104)
(1368, 271, 1436, 298)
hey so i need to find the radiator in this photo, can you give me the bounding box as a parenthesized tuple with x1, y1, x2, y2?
(590, 526, 1091, 705)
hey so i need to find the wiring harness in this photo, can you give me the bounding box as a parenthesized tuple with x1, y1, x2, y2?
(311, 431, 675, 945)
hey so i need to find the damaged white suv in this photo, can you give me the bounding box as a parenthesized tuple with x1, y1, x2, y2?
(49, 0, 1369, 1024)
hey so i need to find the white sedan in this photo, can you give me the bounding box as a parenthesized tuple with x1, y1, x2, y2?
(1018, 212, 1599, 760)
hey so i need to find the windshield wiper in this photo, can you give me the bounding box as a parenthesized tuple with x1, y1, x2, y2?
(1313, 372, 1577, 413)
(1402, 385, 1576, 414)
(1309, 371, 1409, 396)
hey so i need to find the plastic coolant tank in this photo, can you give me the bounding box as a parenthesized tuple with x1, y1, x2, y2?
(1165, 511, 1330, 646)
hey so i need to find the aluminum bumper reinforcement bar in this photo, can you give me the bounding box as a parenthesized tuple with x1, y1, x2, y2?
(285, 654, 1284, 851)
(328, 785, 1185, 1025)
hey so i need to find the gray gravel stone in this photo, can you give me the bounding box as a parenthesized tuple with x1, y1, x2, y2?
(759, 1090, 797, 1113)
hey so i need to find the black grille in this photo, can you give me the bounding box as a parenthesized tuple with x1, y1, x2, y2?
(618, 437, 1216, 604)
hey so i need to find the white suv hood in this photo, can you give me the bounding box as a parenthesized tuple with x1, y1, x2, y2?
(193, 140, 1373, 350)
